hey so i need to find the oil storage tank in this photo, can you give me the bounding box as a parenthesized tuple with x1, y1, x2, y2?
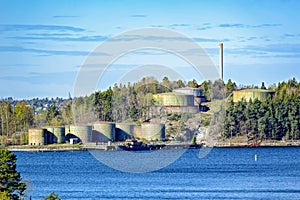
(141, 123, 165, 141)
(116, 123, 135, 141)
(233, 89, 275, 103)
(153, 93, 194, 106)
(28, 128, 46, 146)
(45, 127, 54, 144)
(134, 126, 142, 139)
(46, 127, 65, 144)
(173, 87, 203, 96)
(53, 127, 65, 144)
(93, 122, 116, 142)
(68, 125, 92, 143)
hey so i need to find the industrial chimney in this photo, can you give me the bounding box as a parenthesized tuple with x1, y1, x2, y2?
(219, 43, 223, 81)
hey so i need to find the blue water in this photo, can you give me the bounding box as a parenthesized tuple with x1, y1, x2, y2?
(15, 147, 300, 200)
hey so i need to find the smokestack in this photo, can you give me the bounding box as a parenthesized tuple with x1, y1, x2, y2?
(219, 43, 223, 81)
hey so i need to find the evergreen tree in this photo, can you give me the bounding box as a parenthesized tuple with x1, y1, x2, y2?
(225, 79, 237, 97)
(261, 82, 266, 89)
(44, 192, 61, 200)
(0, 150, 26, 200)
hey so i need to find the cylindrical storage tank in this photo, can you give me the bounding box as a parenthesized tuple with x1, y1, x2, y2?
(93, 122, 115, 142)
(68, 125, 92, 143)
(53, 127, 65, 144)
(28, 128, 46, 146)
(175, 94, 194, 106)
(134, 126, 142, 139)
(233, 89, 275, 103)
(116, 123, 135, 141)
(45, 127, 54, 144)
(153, 93, 194, 106)
(173, 87, 203, 97)
(141, 123, 165, 141)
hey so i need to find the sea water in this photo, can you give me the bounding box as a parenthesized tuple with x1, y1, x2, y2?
(15, 147, 300, 200)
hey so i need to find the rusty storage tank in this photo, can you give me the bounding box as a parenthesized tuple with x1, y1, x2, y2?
(116, 123, 135, 141)
(46, 127, 65, 144)
(68, 125, 92, 143)
(134, 126, 143, 139)
(93, 122, 116, 142)
(141, 123, 165, 141)
(28, 128, 46, 146)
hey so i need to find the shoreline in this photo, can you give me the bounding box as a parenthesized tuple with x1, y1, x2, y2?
(4, 141, 300, 152)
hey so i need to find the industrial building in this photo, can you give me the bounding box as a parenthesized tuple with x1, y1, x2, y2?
(233, 89, 275, 103)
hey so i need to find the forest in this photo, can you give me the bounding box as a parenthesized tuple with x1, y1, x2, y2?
(224, 78, 300, 141)
(0, 77, 299, 146)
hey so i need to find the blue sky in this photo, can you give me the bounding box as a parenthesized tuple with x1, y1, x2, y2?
(1, 0, 300, 99)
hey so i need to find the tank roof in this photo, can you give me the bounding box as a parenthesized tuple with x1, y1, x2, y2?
(174, 87, 201, 90)
(235, 89, 274, 93)
(93, 121, 115, 124)
(28, 128, 45, 130)
(154, 92, 193, 96)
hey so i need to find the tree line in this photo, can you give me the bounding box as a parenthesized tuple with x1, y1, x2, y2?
(224, 78, 300, 142)
(1, 77, 299, 146)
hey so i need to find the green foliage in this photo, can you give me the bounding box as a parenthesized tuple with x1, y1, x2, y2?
(200, 80, 211, 100)
(191, 135, 197, 145)
(167, 113, 181, 121)
(0, 190, 11, 200)
(44, 192, 61, 200)
(187, 79, 198, 88)
(1, 77, 300, 145)
(0, 149, 26, 200)
(14, 102, 34, 133)
(261, 82, 266, 89)
(224, 78, 300, 141)
(202, 117, 211, 127)
(46, 105, 63, 126)
(129, 106, 139, 121)
(225, 79, 237, 97)
(0, 101, 33, 146)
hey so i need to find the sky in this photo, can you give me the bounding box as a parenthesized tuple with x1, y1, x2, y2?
(1, 0, 300, 99)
